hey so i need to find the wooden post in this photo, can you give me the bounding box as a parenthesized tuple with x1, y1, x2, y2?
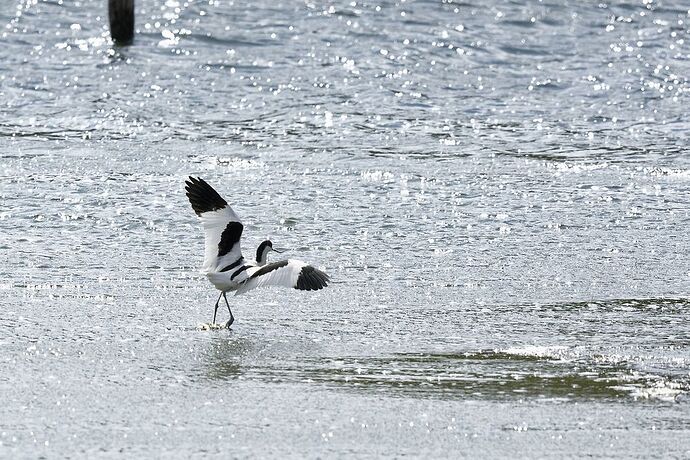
(108, 0, 134, 44)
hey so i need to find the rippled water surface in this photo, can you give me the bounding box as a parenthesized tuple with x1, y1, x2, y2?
(2, 0, 690, 457)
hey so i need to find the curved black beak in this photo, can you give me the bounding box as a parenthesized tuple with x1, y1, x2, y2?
(272, 248, 285, 253)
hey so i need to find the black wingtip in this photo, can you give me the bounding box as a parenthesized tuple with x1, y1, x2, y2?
(185, 176, 228, 216)
(295, 266, 330, 291)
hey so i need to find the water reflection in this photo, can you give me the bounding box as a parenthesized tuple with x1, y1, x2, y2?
(199, 342, 690, 402)
(201, 335, 257, 381)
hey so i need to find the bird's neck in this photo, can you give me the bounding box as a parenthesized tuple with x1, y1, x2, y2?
(256, 247, 270, 266)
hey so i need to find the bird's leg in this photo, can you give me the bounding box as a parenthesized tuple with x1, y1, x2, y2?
(212, 291, 223, 324)
(222, 292, 234, 328)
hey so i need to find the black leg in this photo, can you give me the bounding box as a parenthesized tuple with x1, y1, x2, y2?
(222, 292, 234, 327)
(212, 291, 223, 324)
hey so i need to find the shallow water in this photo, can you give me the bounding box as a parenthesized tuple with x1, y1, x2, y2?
(1, 0, 690, 457)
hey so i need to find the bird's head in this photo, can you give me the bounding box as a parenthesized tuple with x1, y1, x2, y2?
(256, 239, 283, 265)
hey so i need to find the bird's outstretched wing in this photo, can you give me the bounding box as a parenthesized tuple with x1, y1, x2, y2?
(185, 176, 244, 272)
(235, 259, 330, 295)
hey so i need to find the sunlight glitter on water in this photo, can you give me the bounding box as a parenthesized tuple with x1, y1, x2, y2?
(1, 0, 690, 457)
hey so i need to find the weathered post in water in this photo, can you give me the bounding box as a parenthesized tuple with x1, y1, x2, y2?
(108, 0, 134, 44)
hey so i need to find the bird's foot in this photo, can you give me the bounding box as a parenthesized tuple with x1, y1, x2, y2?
(225, 318, 234, 329)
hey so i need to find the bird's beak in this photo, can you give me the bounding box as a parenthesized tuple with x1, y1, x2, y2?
(272, 248, 285, 253)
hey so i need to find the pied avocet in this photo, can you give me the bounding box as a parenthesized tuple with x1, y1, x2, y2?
(185, 176, 330, 327)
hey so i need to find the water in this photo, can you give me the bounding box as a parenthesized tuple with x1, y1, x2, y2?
(1, 0, 690, 457)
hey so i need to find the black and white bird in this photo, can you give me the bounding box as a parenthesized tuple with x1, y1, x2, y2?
(185, 176, 330, 327)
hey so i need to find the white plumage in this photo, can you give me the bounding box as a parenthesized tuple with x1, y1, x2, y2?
(235, 259, 310, 295)
(185, 176, 330, 327)
(198, 205, 243, 273)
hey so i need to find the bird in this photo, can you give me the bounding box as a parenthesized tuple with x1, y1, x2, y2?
(184, 176, 330, 327)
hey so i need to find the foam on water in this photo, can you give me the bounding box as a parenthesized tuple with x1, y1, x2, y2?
(196, 322, 231, 331)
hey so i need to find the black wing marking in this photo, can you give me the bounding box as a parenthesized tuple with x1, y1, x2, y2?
(295, 266, 330, 291)
(231, 264, 251, 280)
(219, 258, 244, 272)
(218, 221, 244, 258)
(250, 260, 289, 279)
(185, 176, 228, 216)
